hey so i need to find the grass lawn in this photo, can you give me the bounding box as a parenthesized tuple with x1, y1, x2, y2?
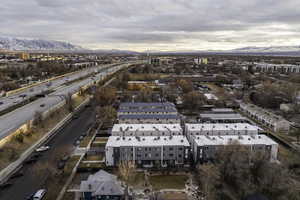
(79, 136, 93, 148)
(129, 172, 145, 188)
(78, 162, 105, 170)
(64, 155, 81, 175)
(149, 175, 188, 190)
(44, 155, 81, 200)
(84, 154, 104, 161)
(94, 137, 108, 143)
(159, 192, 188, 200)
(61, 192, 75, 200)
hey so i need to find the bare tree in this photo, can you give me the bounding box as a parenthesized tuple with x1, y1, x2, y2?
(118, 161, 136, 200)
(64, 92, 75, 112)
(32, 111, 44, 127)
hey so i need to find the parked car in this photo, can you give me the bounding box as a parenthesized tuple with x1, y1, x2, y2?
(33, 189, 46, 200)
(35, 146, 50, 152)
(39, 104, 45, 107)
(0, 102, 3, 105)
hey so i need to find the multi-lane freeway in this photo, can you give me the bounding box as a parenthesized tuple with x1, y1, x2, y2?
(0, 62, 134, 140)
(0, 63, 115, 113)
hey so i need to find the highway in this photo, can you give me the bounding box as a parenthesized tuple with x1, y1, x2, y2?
(0, 62, 132, 140)
(0, 104, 96, 200)
(0, 63, 115, 113)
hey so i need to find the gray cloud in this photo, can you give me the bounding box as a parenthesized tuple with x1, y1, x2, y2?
(1, 0, 300, 51)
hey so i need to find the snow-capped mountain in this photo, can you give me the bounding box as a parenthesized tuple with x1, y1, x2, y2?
(0, 36, 83, 51)
(231, 46, 300, 53)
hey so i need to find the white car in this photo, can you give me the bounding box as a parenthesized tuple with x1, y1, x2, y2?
(35, 146, 50, 152)
(33, 189, 46, 200)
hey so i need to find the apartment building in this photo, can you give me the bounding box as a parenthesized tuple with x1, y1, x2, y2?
(240, 103, 290, 132)
(117, 107, 177, 117)
(185, 123, 260, 141)
(190, 135, 278, 163)
(118, 114, 180, 124)
(105, 136, 190, 167)
(111, 124, 183, 137)
(243, 62, 300, 73)
(199, 113, 248, 123)
(119, 102, 176, 110)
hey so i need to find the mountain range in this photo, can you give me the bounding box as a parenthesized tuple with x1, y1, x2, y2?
(1, 36, 300, 56)
(0, 36, 83, 51)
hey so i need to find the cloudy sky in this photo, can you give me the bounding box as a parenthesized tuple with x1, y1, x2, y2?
(1, 0, 300, 51)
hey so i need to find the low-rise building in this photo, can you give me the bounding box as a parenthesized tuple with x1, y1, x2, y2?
(243, 62, 300, 74)
(105, 136, 190, 167)
(119, 102, 176, 110)
(185, 123, 260, 141)
(111, 124, 183, 136)
(79, 170, 124, 200)
(189, 135, 278, 163)
(118, 114, 180, 124)
(117, 107, 177, 117)
(199, 113, 248, 123)
(240, 103, 290, 132)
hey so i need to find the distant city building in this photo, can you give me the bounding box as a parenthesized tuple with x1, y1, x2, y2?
(111, 124, 183, 136)
(149, 58, 160, 66)
(189, 135, 278, 163)
(194, 57, 208, 65)
(242, 62, 300, 73)
(105, 135, 190, 167)
(19, 52, 30, 60)
(240, 103, 290, 132)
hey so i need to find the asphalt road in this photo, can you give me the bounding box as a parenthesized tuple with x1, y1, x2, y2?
(0, 62, 131, 140)
(0, 105, 96, 200)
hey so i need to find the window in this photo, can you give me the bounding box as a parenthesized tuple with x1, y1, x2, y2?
(169, 154, 174, 157)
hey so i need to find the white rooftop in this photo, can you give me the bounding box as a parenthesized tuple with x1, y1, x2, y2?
(112, 124, 182, 133)
(193, 134, 277, 146)
(106, 136, 190, 147)
(185, 123, 262, 132)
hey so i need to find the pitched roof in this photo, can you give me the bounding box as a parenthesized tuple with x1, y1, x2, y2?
(80, 170, 124, 196)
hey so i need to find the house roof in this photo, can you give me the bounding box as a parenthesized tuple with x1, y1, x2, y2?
(118, 107, 177, 113)
(192, 134, 277, 146)
(80, 170, 124, 196)
(119, 102, 175, 108)
(199, 113, 247, 121)
(106, 136, 190, 147)
(118, 114, 180, 120)
(112, 124, 182, 133)
(185, 123, 261, 132)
